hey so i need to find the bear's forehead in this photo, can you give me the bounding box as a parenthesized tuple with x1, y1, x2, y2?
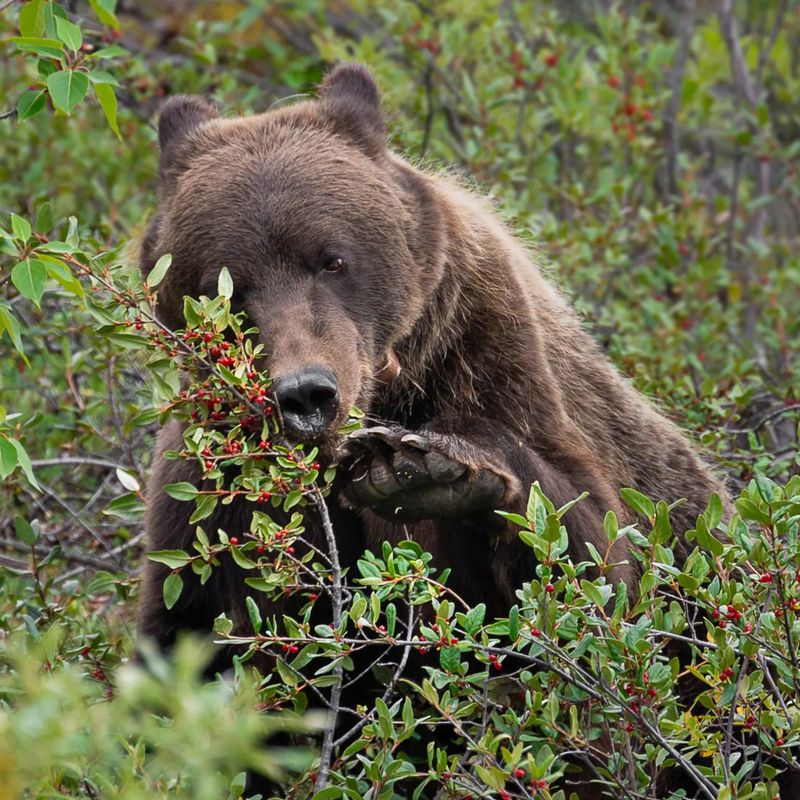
(176, 123, 392, 212)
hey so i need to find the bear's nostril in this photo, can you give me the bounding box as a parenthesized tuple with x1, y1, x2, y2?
(273, 366, 340, 438)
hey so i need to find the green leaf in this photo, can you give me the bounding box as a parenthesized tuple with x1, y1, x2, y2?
(217, 267, 233, 299)
(46, 69, 89, 114)
(604, 510, 619, 542)
(10, 438, 39, 489)
(54, 16, 82, 52)
(230, 546, 256, 569)
(10, 213, 31, 243)
(11, 259, 46, 306)
(34, 202, 53, 233)
(439, 646, 460, 673)
(163, 482, 199, 501)
(10, 36, 65, 60)
(620, 487, 656, 519)
(147, 549, 192, 569)
(464, 603, 486, 635)
(19, 0, 46, 37)
(87, 69, 119, 86)
(14, 516, 38, 546)
(188, 492, 218, 523)
(93, 82, 119, 137)
(88, 0, 120, 28)
(508, 604, 520, 641)
(213, 613, 233, 635)
(0, 304, 24, 354)
(246, 596, 262, 634)
(311, 788, 344, 800)
(17, 88, 47, 121)
(163, 572, 183, 610)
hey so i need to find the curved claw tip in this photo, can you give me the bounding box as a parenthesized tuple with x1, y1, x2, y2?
(400, 433, 430, 452)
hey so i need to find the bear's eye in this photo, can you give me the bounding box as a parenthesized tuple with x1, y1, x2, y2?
(322, 256, 347, 274)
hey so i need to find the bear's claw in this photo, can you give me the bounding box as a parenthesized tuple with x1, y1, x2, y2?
(341, 426, 504, 521)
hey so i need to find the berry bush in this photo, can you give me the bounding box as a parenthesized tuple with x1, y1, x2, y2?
(1, 2, 799, 798)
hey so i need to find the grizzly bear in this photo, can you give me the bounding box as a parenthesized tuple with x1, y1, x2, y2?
(138, 63, 728, 646)
(136, 64, 732, 791)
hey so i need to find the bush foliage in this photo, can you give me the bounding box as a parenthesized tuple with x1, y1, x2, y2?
(1, 2, 799, 799)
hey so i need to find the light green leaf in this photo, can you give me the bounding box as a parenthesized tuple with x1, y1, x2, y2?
(163, 481, 199, 501)
(10, 213, 31, 243)
(147, 550, 192, 569)
(115, 468, 140, 492)
(19, 0, 46, 37)
(46, 69, 89, 114)
(11, 259, 47, 306)
(54, 16, 82, 52)
(147, 254, 172, 288)
(93, 81, 119, 137)
(217, 267, 233, 299)
(88, 69, 119, 86)
(10, 438, 39, 489)
(89, 0, 120, 28)
(0, 304, 24, 354)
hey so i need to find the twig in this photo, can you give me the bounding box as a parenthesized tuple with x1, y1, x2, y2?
(662, 0, 695, 198)
(313, 487, 343, 790)
(332, 604, 416, 749)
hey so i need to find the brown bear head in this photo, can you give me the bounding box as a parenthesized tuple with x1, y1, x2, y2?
(141, 64, 444, 446)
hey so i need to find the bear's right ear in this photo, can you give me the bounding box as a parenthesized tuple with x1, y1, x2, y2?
(157, 95, 218, 158)
(318, 63, 386, 157)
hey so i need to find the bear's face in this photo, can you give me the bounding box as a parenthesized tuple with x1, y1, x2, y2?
(142, 65, 443, 446)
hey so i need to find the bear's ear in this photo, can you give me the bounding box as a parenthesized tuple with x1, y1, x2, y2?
(158, 95, 218, 156)
(318, 63, 386, 157)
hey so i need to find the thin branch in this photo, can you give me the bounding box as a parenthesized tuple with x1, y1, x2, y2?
(312, 488, 343, 791)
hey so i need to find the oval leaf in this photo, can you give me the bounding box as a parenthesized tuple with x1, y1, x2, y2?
(11, 259, 47, 307)
(162, 572, 183, 610)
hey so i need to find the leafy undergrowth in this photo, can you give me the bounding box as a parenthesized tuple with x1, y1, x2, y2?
(1, 1, 799, 799)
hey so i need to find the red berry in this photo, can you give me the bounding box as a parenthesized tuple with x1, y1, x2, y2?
(758, 574, 773, 584)
(544, 53, 558, 68)
(229, 537, 239, 546)
(545, 583, 554, 594)
(777, 738, 785, 746)
(514, 768, 525, 778)
(607, 74, 620, 88)
(531, 628, 541, 637)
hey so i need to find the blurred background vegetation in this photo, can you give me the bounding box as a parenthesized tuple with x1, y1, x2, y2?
(1, 1, 799, 797)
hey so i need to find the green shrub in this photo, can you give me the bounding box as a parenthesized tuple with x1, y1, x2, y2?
(1, 2, 798, 798)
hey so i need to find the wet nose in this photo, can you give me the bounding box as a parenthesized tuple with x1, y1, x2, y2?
(272, 366, 340, 438)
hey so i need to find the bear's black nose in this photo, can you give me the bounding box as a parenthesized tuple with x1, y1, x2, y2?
(273, 366, 340, 438)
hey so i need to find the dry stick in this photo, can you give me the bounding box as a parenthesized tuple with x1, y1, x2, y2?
(313, 487, 343, 790)
(662, 0, 696, 199)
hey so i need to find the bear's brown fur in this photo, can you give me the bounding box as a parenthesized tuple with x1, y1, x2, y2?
(138, 63, 727, 667)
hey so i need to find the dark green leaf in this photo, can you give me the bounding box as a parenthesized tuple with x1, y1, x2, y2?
(17, 89, 47, 121)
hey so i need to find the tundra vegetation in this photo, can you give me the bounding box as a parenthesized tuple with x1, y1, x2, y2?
(1, 2, 799, 799)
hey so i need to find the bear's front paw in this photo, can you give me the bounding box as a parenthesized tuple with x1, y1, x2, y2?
(340, 426, 505, 521)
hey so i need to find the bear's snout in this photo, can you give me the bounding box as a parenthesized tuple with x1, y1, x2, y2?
(272, 365, 340, 440)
